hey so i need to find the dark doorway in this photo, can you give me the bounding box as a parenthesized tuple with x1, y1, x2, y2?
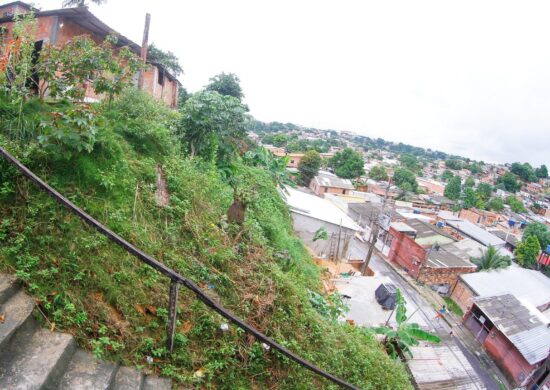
(28, 40, 43, 94)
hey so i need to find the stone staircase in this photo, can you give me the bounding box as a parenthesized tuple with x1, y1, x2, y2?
(0, 274, 172, 389)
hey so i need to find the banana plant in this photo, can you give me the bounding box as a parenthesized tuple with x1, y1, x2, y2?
(372, 289, 440, 359)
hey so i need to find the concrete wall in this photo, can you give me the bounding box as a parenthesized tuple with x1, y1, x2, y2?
(291, 212, 355, 260)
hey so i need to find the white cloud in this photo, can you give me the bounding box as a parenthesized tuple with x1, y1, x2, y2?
(35, 0, 550, 165)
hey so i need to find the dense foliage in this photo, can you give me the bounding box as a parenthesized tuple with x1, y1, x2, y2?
(515, 236, 541, 268)
(298, 150, 322, 186)
(472, 246, 511, 271)
(329, 148, 365, 179)
(393, 168, 418, 193)
(444, 176, 461, 200)
(147, 43, 184, 77)
(205, 73, 244, 101)
(522, 222, 550, 250)
(0, 19, 411, 387)
(368, 165, 389, 181)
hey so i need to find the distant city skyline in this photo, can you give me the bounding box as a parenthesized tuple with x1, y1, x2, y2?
(34, 0, 550, 166)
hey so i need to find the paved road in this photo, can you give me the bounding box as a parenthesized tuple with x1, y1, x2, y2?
(369, 252, 501, 389)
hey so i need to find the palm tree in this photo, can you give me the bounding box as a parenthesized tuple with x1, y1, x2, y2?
(373, 289, 440, 359)
(472, 246, 511, 271)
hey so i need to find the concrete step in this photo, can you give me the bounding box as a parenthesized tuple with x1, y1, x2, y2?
(0, 289, 35, 351)
(0, 274, 19, 304)
(143, 376, 172, 390)
(58, 349, 119, 390)
(113, 366, 144, 390)
(0, 328, 76, 389)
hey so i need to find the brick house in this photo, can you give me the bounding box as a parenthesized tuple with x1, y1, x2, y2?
(388, 219, 476, 289)
(458, 208, 502, 227)
(450, 265, 550, 314)
(286, 153, 304, 168)
(463, 295, 550, 388)
(310, 171, 354, 197)
(416, 177, 445, 196)
(0, 2, 180, 107)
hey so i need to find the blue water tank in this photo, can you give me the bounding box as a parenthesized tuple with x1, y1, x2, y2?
(436, 221, 445, 228)
(546, 245, 550, 254)
(508, 219, 516, 228)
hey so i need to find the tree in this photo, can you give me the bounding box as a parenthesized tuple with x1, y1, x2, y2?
(497, 172, 521, 193)
(329, 148, 365, 179)
(441, 170, 454, 182)
(63, 0, 105, 7)
(243, 147, 293, 188)
(505, 196, 527, 213)
(444, 176, 461, 200)
(393, 168, 418, 193)
(445, 159, 463, 170)
(522, 222, 550, 250)
(179, 91, 248, 164)
(487, 197, 504, 212)
(462, 187, 477, 209)
(472, 246, 511, 271)
(476, 183, 492, 201)
(536, 164, 548, 179)
(373, 289, 440, 359)
(465, 163, 482, 174)
(38, 35, 144, 103)
(298, 150, 322, 186)
(399, 154, 419, 172)
(515, 236, 541, 268)
(205, 72, 244, 100)
(177, 87, 190, 109)
(510, 162, 537, 182)
(147, 43, 183, 77)
(368, 165, 389, 181)
(464, 177, 475, 188)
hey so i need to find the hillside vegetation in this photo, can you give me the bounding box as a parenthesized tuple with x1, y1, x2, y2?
(0, 15, 410, 387)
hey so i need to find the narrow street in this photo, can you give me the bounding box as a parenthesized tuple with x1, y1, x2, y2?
(370, 252, 503, 389)
(338, 237, 507, 389)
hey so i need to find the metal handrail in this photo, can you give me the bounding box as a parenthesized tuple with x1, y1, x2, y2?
(0, 146, 360, 390)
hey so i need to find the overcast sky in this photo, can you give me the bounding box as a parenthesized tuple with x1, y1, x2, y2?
(35, 0, 550, 166)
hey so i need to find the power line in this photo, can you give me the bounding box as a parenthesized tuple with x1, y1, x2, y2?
(0, 146, 360, 390)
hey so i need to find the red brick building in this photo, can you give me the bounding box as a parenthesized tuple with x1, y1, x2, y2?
(0, 2, 179, 107)
(388, 219, 476, 288)
(463, 295, 550, 388)
(458, 208, 502, 227)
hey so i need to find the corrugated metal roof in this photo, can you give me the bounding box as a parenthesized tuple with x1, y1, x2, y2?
(461, 265, 550, 309)
(282, 187, 362, 231)
(408, 344, 485, 389)
(508, 325, 550, 365)
(313, 172, 355, 190)
(474, 294, 550, 364)
(445, 219, 505, 247)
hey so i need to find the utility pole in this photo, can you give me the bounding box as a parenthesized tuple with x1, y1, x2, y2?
(137, 13, 151, 90)
(361, 179, 392, 275)
(335, 219, 342, 263)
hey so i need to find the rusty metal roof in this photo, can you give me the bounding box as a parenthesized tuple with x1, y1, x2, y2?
(474, 294, 550, 364)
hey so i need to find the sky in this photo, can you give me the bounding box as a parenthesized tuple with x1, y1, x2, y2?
(33, 0, 550, 166)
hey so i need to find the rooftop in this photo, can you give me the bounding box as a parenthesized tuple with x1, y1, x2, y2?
(426, 245, 476, 268)
(405, 219, 456, 247)
(461, 264, 550, 309)
(474, 294, 550, 365)
(281, 187, 362, 231)
(313, 172, 354, 190)
(444, 219, 505, 247)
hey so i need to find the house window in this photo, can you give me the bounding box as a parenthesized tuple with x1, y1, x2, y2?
(157, 69, 165, 86)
